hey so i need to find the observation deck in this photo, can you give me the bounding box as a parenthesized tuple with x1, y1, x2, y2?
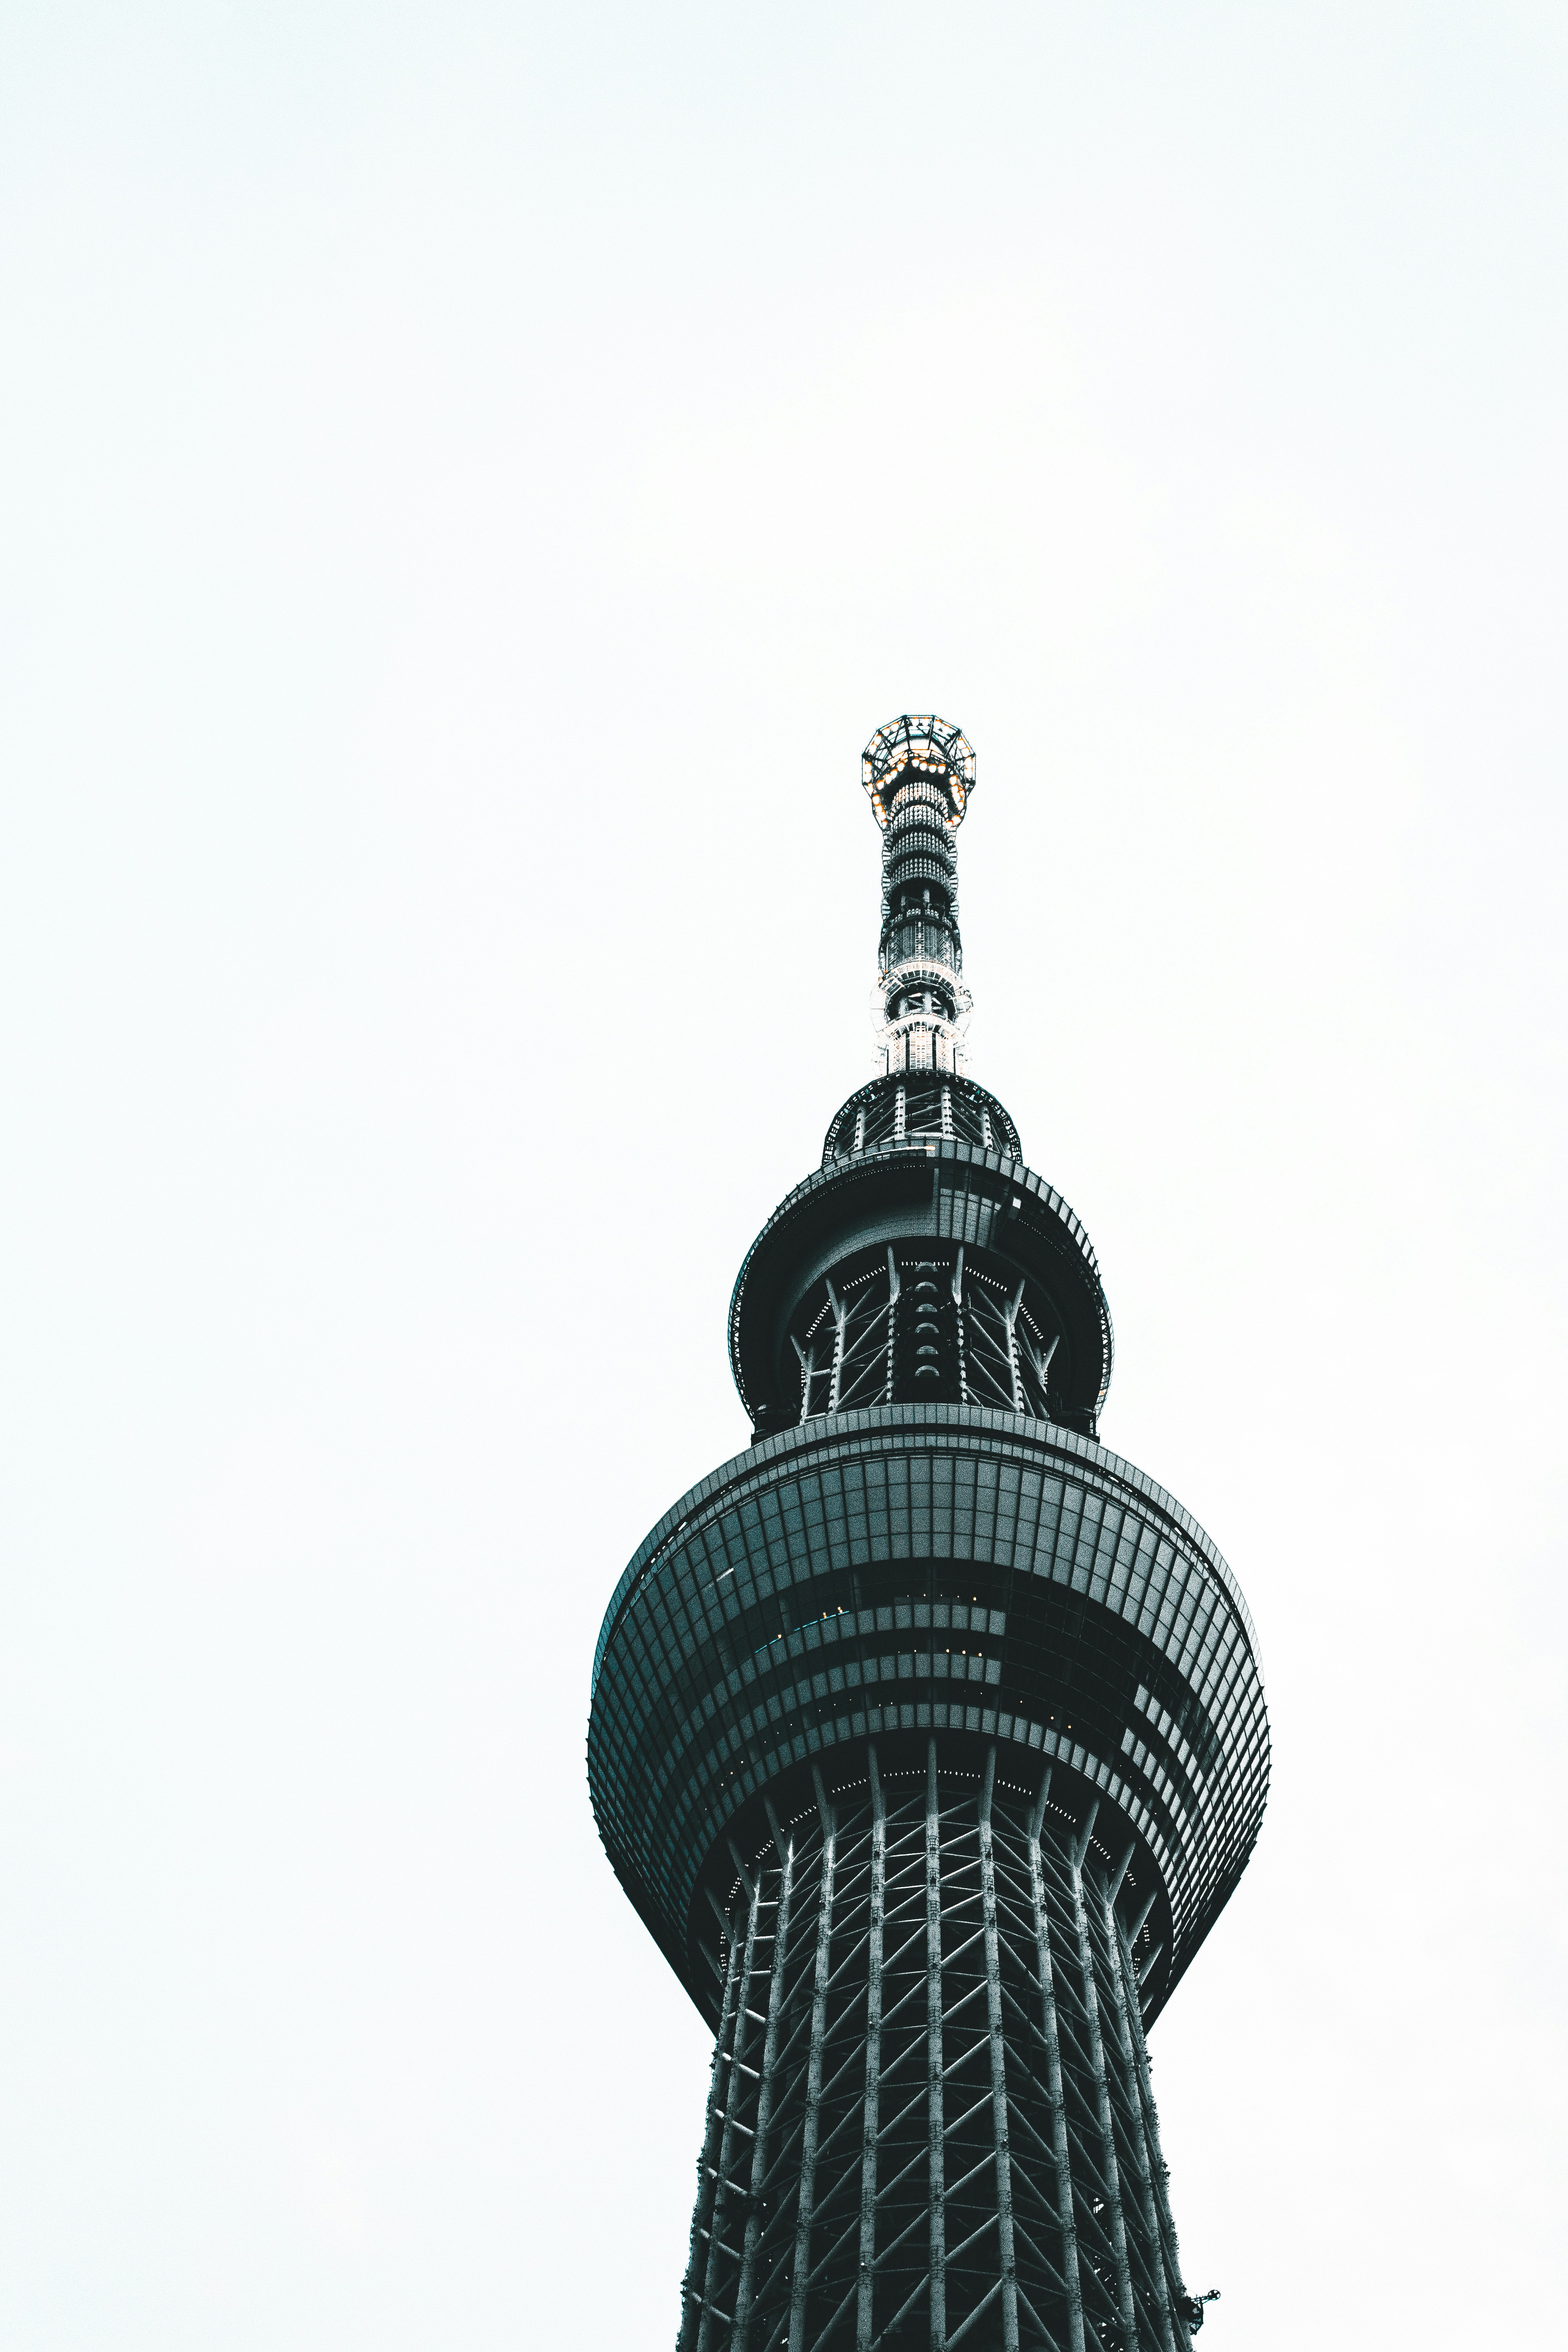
(590, 1403, 1265, 2034)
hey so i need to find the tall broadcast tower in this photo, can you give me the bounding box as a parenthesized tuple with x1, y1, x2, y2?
(588, 717, 1269, 2352)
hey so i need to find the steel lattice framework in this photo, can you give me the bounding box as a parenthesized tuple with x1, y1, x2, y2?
(588, 718, 1268, 2350)
(684, 1751, 1186, 2352)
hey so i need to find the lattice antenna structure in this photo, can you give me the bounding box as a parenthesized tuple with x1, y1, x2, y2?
(588, 717, 1270, 2352)
(863, 713, 977, 1078)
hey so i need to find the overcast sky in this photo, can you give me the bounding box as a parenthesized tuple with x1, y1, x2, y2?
(1, 4, 1564, 2346)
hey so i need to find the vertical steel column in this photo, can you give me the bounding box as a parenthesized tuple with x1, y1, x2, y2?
(856, 1746, 887, 2352)
(1024, 1329, 1059, 1413)
(1113, 1913, 1192, 2337)
(788, 1768, 838, 2352)
(1069, 1806, 1139, 2352)
(1104, 1888, 1176, 2352)
(1026, 1769, 1085, 2352)
(885, 1249, 901, 1405)
(696, 1864, 762, 2352)
(794, 1337, 815, 1426)
(925, 1738, 947, 2352)
(977, 1746, 1020, 2352)
(1002, 1278, 1026, 1414)
(734, 1806, 797, 2350)
(679, 1916, 746, 2352)
(826, 1281, 847, 1413)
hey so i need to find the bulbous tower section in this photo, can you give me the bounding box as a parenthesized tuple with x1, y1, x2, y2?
(588, 717, 1268, 2352)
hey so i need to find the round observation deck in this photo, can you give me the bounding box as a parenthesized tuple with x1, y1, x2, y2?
(587, 1403, 1269, 2033)
(822, 1071, 1021, 1165)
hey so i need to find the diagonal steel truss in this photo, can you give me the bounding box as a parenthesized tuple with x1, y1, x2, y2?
(793, 1250, 1062, 1425)
(679, 1741, 1196, 2352)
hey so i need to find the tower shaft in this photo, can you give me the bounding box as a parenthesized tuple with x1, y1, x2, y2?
(679, 1750, 1191, 2352)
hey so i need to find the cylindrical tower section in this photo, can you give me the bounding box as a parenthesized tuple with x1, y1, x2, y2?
(864, 714, 977, 1077)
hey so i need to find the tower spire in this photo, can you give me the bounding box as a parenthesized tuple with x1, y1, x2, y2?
(862, 713, 976, 1077)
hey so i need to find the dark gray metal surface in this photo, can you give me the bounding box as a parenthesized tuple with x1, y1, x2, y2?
(675, 1745, 1199, 2351)
(587, 717, 1267, 2350)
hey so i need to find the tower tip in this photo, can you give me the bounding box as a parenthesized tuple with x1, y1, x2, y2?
(861, 714, 976, 829)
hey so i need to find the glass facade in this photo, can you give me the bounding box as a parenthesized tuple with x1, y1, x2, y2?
(589, 1406, 1266, 2033)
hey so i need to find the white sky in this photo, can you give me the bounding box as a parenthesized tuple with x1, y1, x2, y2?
(1, 4, 1564, 2345)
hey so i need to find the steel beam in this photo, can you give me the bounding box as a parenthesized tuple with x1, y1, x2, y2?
(1114, 1912, 1192, 2339)
(925, 1739, 947, 2351)
(855, 1746, 886, 2352)
(1104, 1881, 1176, 2352)
(1026, 1768, 1086, 2352)
(733, 1809, 796, 2347)
(1069, 1835, 1139, 2352)
(788, 1769, 838, 2352)
(978, 1746, 1021, 2352)
(697, 1874, 762, 2352)
(826, 1280, 846, 1412)
(679, 1906, 747, 2352)
(1003, 1276, 1026, 1413)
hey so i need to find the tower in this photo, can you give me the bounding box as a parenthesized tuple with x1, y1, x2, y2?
(588, 717, 1269, 2351)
